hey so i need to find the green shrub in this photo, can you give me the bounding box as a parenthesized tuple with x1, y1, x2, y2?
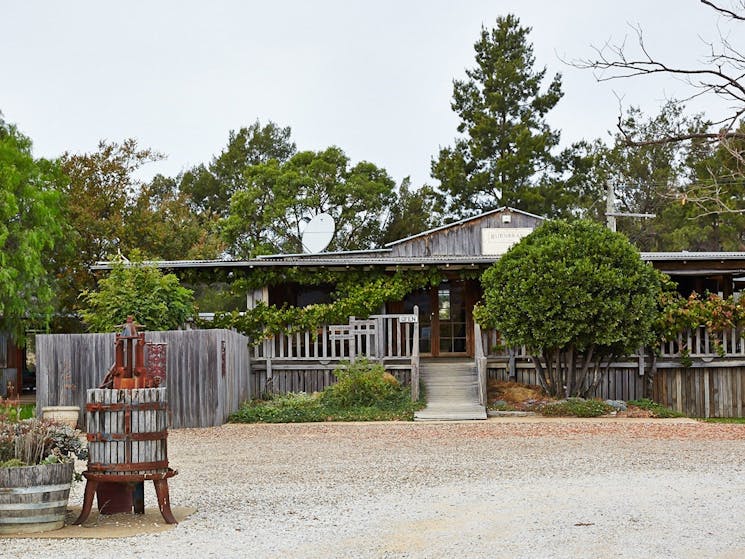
(628, 398, 685, 418)
(229, 390, 422, 423)
(321, 360, 408, 408)
(0, 400, 35, 424)
(539, 398, 613, 417)
(0, 418, 88, 466)
(230, 361, 423, 424)
(229, 392, 327, 423)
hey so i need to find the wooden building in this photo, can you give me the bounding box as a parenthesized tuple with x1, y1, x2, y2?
(108, 207, 745, 359)
(83, 207, 745, 418)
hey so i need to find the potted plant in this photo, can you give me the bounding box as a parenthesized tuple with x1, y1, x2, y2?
(0, 404, 87, 534)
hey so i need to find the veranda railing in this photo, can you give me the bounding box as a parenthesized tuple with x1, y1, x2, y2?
(478, 325, 745, 361)
(250, 310, 421, 399)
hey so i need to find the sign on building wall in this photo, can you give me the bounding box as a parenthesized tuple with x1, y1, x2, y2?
(481, 228, 533, 255)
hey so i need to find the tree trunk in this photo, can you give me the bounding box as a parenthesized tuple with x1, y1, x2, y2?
(531, 355, 549, 394)
(565, 345, 575, 398)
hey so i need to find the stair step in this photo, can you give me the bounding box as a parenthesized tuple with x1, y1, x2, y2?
(415, 410, 487, 421)
(418, 360, 485, 421)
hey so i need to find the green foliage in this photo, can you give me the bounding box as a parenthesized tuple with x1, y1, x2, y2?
(79, 256, 195, 332)
(655, 290, 745, 360)
(230, 392, 326, 423)
(487, 401, 517, 412)
(0, 117, 67, 341)
(591, 102, 716, 251)
(628, 399, 685, 418)
(653, 123, 745, 252)
(0, 398, 34, 422)
(222, 145, 396, 257)
(476, 219, 661, 397)
(539, 398, 613, 417)
(432, 14, 567, 218)
(230, 362, 422, 423)
(382, 178, 445, 244)
(0, 418, 87, 466)
(181, 120, 296, 218)
(206, 268, 441, 340)
(320, 360, 406, 408)
(126, 174, 225, 261)
(660, 291, 743, 334)
(58, 139, 162, 312)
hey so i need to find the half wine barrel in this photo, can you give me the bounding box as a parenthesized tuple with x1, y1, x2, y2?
(0, 461, 74, 534)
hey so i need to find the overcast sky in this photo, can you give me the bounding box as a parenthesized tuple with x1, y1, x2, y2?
(1, 1, 737, 188)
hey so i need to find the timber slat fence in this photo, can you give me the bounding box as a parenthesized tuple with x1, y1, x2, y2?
(37, 329, 251, 428)
(480, 326, 745, 417)
(37, 322, 745, 424)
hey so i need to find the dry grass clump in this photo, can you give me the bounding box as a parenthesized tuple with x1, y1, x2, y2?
(488, 380, 545, 408)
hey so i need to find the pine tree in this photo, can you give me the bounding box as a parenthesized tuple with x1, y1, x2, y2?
(432, 15, 564, 218)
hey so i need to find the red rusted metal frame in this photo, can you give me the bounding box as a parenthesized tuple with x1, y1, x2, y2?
(87, 460, 170, 472)
(87, 432, 167, 442)
(134, 334, 147, 386)
(83, 468, 177, 482)
(73, 469, 178, 525)
(146, 342, 167, 387)
(86, 402, 167, 412)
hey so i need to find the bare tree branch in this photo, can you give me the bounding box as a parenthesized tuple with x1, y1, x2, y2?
(700, 0, 745, 21)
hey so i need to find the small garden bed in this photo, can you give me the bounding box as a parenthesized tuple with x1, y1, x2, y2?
(230, 360, 424, 423)
(487, 380, 684, 418)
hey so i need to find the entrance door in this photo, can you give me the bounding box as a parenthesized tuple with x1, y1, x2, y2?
(436, 282, 467, 356)
(402, 289, 433, 354)
(403, 281, 469, 357)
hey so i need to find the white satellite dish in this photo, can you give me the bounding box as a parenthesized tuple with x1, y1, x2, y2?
(301, 213, 335, 253)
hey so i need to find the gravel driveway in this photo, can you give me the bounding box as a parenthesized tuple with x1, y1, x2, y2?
(4, 417, 745, 559)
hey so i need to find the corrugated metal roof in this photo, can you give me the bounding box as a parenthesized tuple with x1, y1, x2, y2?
(92, 255, 500, 271)
(640, 252, 745, 261)
(383, 206, 545, 247)
(256, 248, 392, 259)
(92, 251, 745, 271)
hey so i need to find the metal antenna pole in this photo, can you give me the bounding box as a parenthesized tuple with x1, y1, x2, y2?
(605, 184, 655, 230)
(606, 184, 617, 232)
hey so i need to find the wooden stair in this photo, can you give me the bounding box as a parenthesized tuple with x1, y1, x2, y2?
(414, 360, 487, 421)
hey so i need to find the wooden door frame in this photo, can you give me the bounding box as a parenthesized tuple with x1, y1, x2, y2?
(430, 280, 471, 358)
(397, 278, 479, 359)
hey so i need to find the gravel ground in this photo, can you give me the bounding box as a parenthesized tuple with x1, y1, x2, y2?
(4, 417, 745, 559)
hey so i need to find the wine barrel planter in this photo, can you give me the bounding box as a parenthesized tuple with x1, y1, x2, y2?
(0, 461, 75, 534)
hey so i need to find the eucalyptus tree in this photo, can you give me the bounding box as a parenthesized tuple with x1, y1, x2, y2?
(576, 0, 745, 214)
(222, 146, 395, 258)
(0, 116, 67, 340)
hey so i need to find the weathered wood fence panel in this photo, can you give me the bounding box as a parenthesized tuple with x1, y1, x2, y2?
(480, 326, 745, 417)
(37, 329, 251, 429)
(250, 365, 413, 397)
(485, 362, 647, 401)
(653, 366, 745, 418)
